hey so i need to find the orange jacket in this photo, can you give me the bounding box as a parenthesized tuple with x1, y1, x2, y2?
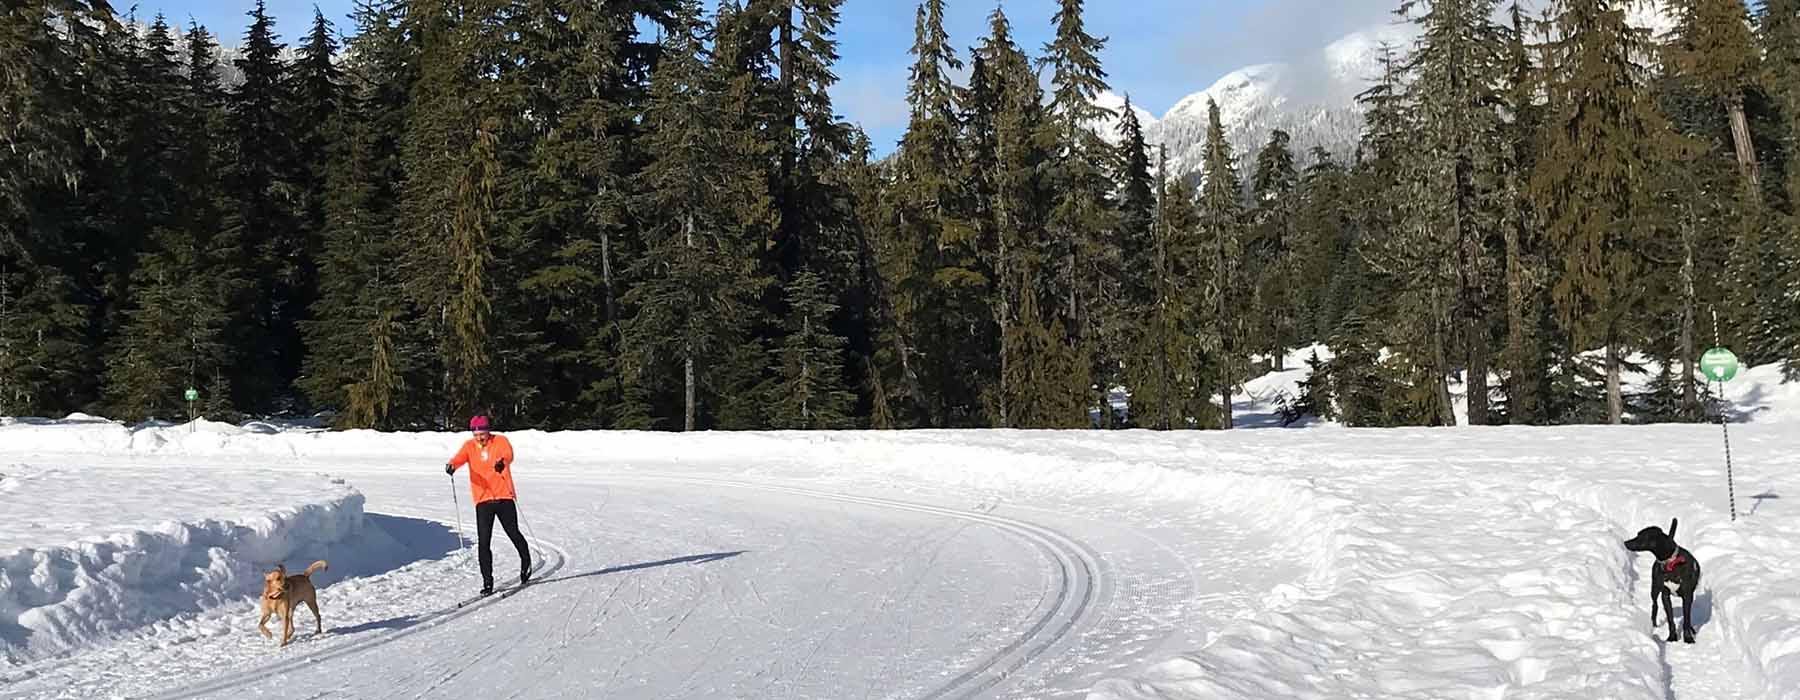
(449, 434, 517, 504)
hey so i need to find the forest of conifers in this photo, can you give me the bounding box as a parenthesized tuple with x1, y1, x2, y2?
(3, 0, 1798, 431)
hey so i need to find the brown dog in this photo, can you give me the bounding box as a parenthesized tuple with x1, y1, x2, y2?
(258, 560, 328, 647)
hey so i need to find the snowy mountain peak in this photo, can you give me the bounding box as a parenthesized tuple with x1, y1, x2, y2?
(1111, 3, 1678, 179)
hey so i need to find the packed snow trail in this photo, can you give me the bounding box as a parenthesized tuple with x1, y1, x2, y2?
(2, 464, 1290, 700)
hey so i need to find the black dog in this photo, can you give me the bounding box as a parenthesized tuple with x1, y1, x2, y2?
(1623, 517, 1701, 644)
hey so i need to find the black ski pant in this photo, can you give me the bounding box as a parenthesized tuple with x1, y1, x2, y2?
(476, 499, 530, 587)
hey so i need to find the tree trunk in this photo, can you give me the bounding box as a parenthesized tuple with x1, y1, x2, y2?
(1218, 351, 1234, 430)
(684, 213, 697, 432)
(777, 0, 798, 270)
(1727, 92, 1762, 200)
(1503, 196, 1533, 425)
(684, 353, 696, 432)
(1680, 205, 1699, 420)
(1467, 320, 1489, 426)
(1432, 287, 1457, 427)
(995, 200, 1013, 429)
(1155, 147, 1171, 430)
(1217, 216, 1233, 431)
(600, 188, 617, 326)
(1606, 342, 1624, 425)
(1455, 163, 1487, 426)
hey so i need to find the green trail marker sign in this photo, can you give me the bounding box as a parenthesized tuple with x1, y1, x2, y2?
(1700, 347, 1739, 383)
(185, 388, 199, 402)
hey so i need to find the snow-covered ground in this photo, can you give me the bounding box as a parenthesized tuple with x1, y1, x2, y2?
(2, 358, 1797, 699)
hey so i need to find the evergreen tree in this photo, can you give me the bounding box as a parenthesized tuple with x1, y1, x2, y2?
(1295, 348, 1335, 421)
(765, 270, 856, 428)
(1114, 98, 1161, 425)
(1247, 129, 1300, 372)
(1652, 51, 1744, 421)
(1758, 0, 1800, 377)
(103, 236, 236, 423)
(2, 0, 114, 414)
(1292, 148, 1355, 343)
(1196, 99, 1247, 429)
(1533, 0, 1674, 424)
(1125, 174, 1214, 429)
(1327, 311, 1394, 427)
(1040, 0, 1122, 426)
(622, 0, 773, 430)
(103, 15, 244, 423)
(508, 0, 640, 427)
(886, 0, 990, 427)
(1666, 0, 1781, 366)
(223, 0, 303, 412)
(1382, 0, 1508, 426)
(281, 8, 344, 414)
(967, 7, 1070, 427)
(1668, 0, 1766, 195)
(399, 0, 517, 423)
(1498, 2, 1551, 424)
(1116, 95, 1158, 315)
(302, 0, 416, 428)
(1343, 45, 1416, 423)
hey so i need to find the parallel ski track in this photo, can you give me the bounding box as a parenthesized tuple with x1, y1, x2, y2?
(616, 474, 1109, 700)
(144, 518, 569, 700)
(152, 475, 1105, 700)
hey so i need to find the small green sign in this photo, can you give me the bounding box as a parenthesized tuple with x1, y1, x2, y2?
(185, 388, 199, 402)
(1700, 347, 1740, 383)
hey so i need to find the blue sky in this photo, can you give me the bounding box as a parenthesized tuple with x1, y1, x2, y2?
(133, 0, 1394, 152)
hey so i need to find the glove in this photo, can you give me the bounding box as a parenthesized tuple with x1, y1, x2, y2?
(445, 463, 456, 476)
(494, 459, 506, 474)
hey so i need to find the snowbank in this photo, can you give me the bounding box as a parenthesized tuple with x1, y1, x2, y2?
(0, 465, 377, 665)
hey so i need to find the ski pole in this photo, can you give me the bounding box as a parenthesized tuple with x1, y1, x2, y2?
(450, 472, 468, 558)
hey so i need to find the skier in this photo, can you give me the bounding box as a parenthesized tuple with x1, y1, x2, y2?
(446, 415, 531, 595)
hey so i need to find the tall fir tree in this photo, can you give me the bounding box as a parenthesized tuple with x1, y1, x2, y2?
(1761, 0, 1800, 377)
(302, 0, 417, 428)
(1127, 172, 1215, 429)
(223, 0, 303, 412)
(1653, 28, 1749, 421)
(885, 0, 990, 427)
(1040, 0, 1122, 426)
(280, 8, 345, 413)
(1247, 129, 1300, 373)
(765, 270, 856, 428)
(1115, 96, 1158, 314)
(968, 7, 1071, 427)
(1533, 0, 1674, 424)
(101, 16, 200, 421)
(1292, 148, 1356, 344)
(622, 0, 773, 430)
(509, 0, 641, 427)
(1498, 2, 1552, 424)
(1333, 45, 1414, 425)
(1196, 99, 1247, 429)
(401, 0, 512, 422)
(1385, 0, 1508, 426)
(1666, 0, 1782, 367)
(1114, 97, 1162, 424)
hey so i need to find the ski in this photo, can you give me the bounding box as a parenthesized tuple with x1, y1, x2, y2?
(453, 578, 533, 609)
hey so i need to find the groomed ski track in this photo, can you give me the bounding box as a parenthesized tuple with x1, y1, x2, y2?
(136, 474, 1106, 700)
